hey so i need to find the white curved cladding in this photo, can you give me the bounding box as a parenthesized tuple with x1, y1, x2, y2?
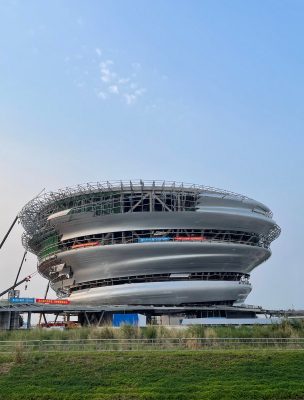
(53, 242, 270, 284)
(197, 193, 271, 214)
(68, 280, 252, 306)
(49, 210, 277, 241)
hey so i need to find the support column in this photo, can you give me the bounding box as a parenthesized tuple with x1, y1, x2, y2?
(27, 312, 31, 329)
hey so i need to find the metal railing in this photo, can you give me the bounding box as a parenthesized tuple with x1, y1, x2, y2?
(36, 232, 268, 261)
(1, 338, 304, 352)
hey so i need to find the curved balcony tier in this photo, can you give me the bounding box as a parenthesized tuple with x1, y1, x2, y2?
(67, 280, 251, 306)
(39, 241, 270, 285)
(47, 210, 278, 242)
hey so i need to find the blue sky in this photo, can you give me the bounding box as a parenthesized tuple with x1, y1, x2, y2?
(0, 0, 303, 308)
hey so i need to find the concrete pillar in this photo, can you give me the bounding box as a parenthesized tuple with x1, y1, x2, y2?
(27, 312, 31, 329)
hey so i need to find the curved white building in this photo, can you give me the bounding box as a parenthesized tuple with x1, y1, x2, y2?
(19, 180, 280, 306)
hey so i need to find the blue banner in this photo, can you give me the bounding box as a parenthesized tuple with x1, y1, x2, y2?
(138, 237, 170, 243)
(9, 297, 35, 304)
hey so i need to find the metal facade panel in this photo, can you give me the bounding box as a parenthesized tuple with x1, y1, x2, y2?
(69, 280, 251, 305)
(55, 242, 270, 283)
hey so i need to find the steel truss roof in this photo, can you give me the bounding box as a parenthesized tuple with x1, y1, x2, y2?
(18, 180, 257, 234)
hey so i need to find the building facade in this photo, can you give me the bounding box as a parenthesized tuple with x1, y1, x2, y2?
(19, 180, 280, 306)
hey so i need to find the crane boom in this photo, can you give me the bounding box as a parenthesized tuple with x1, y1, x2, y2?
(0, 216, 18, 250)
(14, 251, 27, 285)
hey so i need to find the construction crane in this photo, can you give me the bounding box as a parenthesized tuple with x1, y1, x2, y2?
(0, 275, 32, 298)
(0, 216, 34, 299)
(0, 215, 18, 250)
(0, 192, 44, 299)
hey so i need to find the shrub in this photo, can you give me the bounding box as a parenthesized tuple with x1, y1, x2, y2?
(88, 327, 115, 339)
(14, 343, 25, 364)
(142, 326, 158, 339)
(119, 324, 139, 339)
(186, 325, 205, 338)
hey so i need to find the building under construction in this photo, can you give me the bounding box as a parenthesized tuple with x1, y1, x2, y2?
(0, 180, 285, 328)
(16, 180, 280, 309)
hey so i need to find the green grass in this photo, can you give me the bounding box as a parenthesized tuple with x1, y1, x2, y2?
(0, 350, 304, 399)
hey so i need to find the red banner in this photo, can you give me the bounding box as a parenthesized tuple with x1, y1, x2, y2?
(35, 299, 70, 305)
(174, 236, 206, 241)
(71, 241, 99, 249)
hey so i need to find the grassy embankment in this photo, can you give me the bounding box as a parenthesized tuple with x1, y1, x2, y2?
(0, 350, 304, 400)
(0, 320, 304, 340)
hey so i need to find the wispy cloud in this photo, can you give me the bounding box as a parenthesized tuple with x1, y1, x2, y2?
(100, 60, 116, 83)
(108, 85, 119, 94)
(65, 47, 146, 106)
(95, 48, 102, 57)
(118, 78, 130, 84)
(97, 57, 146, 105)
(97, 91, 107, 100)
(123, 87, 146, 104)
